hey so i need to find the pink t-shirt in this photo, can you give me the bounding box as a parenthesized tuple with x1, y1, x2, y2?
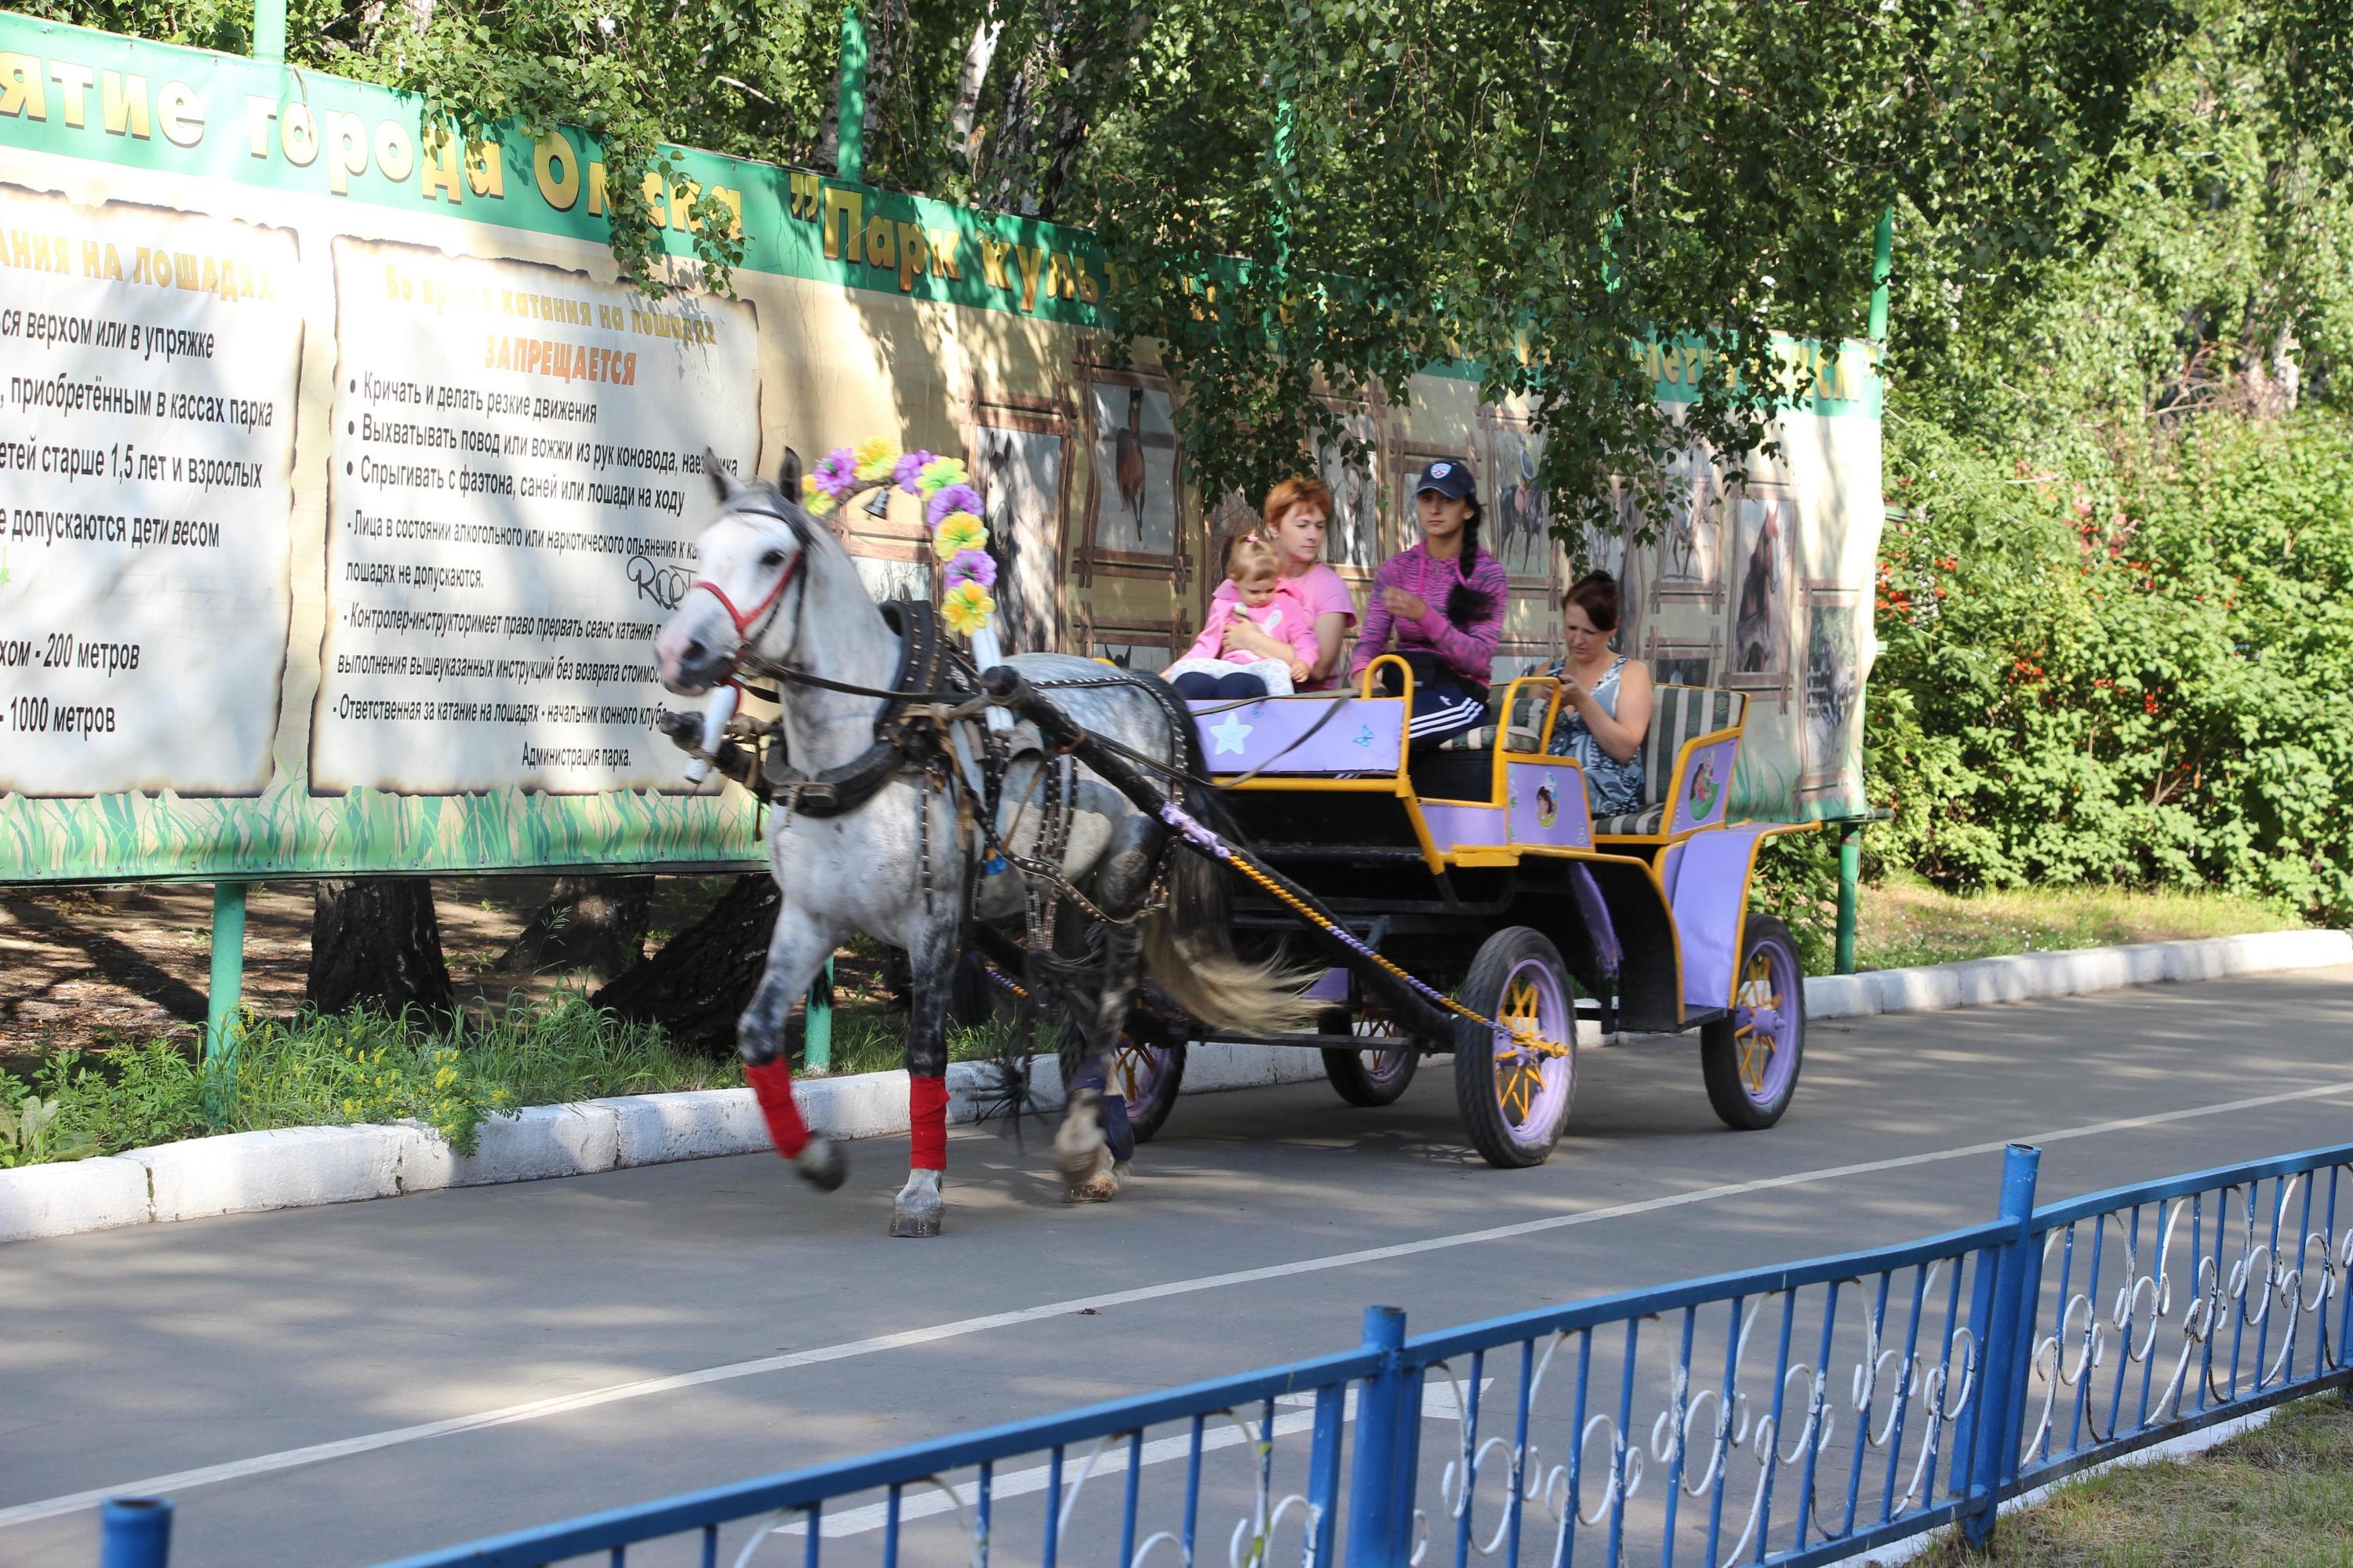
(1180, 585, 1322, 666)
(1213, 562, 1357, 689)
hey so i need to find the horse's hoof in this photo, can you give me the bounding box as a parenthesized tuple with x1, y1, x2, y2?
(890, 1168, 945, 1237)
(794, 1137, 847, 1192)
(1061, 1148, 1125, 1204)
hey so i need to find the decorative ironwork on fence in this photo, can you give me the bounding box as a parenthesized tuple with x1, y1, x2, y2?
(98, 1139, 2353, 1568)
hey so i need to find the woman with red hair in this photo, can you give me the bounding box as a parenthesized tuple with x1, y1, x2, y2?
(1205, 475, 1358, 689)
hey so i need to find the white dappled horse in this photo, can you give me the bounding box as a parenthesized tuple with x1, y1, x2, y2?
(653, 457, 1311, 1236)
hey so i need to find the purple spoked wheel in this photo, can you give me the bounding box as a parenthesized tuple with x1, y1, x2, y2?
(1453, 927, 1578, 1169)
(1110, 1028, 1186, 1144)
(1701, 914, 1806, 1130)
(1319, 1007, 1421, 1107)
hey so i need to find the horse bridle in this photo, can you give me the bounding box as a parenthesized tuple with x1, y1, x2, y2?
(686, 499, 814, 682)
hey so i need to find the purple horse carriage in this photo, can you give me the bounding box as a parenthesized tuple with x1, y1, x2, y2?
(1106, 657, 1815, 1167)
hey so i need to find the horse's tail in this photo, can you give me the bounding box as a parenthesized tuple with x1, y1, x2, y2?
(1137, 710, 1320, 1036)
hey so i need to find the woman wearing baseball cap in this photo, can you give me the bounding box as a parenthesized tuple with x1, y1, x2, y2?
(1350, 459, 1509, 747)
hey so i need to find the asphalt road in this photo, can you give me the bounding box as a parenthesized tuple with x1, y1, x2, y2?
(5, 967, 2351, 1568)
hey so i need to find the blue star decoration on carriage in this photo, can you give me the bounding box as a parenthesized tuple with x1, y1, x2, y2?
(1208, 709, 1254, 755)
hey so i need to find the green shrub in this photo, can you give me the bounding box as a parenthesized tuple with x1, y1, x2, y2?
(1870, 413, 2353, 922)
(1751, 829, 1840, 974)
(0, 1040, 205, 1166)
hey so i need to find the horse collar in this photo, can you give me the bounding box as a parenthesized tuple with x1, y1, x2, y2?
(766, 597, 961, 819)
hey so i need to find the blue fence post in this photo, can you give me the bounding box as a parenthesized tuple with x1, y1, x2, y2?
(1305, 1382, 1346, 1566)
(1962, 1143, 2042, 1548)
(99, 1497, 173, 1568)
(1344, 1305, 1410, 1568)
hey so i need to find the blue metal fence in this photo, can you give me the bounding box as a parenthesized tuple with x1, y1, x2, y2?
(98, 1139, 2353, 1568)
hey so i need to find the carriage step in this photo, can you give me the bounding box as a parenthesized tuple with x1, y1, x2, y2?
(1196, 1031, 1433, 1052)
(1254, 844, 1432, 863)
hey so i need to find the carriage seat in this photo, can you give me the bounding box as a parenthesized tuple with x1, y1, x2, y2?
(1591, 685, 1746, 839)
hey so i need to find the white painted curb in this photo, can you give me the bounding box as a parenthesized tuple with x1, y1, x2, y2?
(2, 928, 2344, 1245)
(0, 1155, 151, 1242)
(1799, 927, 2353, 1021)
(129, 1125, 413, 1224)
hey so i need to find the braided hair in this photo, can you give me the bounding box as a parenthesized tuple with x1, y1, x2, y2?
(1442, 494, 1494, 630)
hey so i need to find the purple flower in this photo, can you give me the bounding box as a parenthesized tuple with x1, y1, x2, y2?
(944, 548, 998, 590)
(812, 446, 859, 497)
(894, 449, 936, 494)
(926, 482, 986, 526)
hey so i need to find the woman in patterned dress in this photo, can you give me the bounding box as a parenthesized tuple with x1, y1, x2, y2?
(1544, 571, 1652, 816)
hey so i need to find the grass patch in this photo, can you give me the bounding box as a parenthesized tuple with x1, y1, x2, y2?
(1907, 1392, 2353, 1566)
(819, 1007, 1044, 1079)
(1855, 875, 2302, 972)
(0, 993, 1050, 1167)
(0, 995, 731, 1162)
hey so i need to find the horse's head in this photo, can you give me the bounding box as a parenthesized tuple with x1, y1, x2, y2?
(656, 449, 820, 695)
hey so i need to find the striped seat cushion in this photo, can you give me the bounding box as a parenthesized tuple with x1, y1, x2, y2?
(1438, 682, 1743, 797)
(1594, 803, 1667, 837)
(1638, 686, 1744, 808)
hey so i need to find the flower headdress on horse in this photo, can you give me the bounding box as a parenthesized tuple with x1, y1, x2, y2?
(800, 440, 998, 642)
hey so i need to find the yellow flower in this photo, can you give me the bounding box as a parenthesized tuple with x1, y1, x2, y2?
(917, 456, 969, 495)
(853, 437, 898, 482)
(933, 511, 987, 560)
(798, 474, 840, 518)
(941, 580, 996, 635)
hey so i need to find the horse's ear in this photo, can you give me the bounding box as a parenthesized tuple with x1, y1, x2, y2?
(707, 449, 746, 501)
(776, 447, 802, 495)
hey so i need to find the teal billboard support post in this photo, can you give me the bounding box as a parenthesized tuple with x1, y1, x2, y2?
(253, 0, 286, 64)
(204, 882, 247, 1068)
(1836, 824, 1862, 974)
(835, 4, 867, 184)
(1867, 205, 1894, 341)
(804, 956, 835, 1071)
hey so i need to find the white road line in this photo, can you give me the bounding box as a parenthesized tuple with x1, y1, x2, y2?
(4, 1078, 2347, 1530)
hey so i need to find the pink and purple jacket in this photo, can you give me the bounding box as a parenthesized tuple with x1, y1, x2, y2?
(1181, 584, 1322, 667)
(1350, 544, 1510, 686)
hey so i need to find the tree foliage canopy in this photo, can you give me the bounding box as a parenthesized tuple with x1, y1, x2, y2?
(42, 0, 2342, 525)
(21, 0, 2353, 919)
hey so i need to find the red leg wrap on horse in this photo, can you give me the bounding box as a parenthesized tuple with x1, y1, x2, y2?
(910, 1074, 949, 1170)
(744, 1058, 809, 1159)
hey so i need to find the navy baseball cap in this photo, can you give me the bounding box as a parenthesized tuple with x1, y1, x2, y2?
(1417, 460, 1476, 499)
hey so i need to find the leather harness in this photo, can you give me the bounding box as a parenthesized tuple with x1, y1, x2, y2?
(756, 597, 968, 818)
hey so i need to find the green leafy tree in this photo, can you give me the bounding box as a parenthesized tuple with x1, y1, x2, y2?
(1863, 0, 2353, 922)
(1059, 0, 2194, 527)
(31, 0, 2206, 525)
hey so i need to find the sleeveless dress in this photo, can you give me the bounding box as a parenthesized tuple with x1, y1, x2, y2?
(1546, 655, 1645, 815)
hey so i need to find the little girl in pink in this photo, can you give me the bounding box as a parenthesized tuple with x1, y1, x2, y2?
(1162, 535, 1321, 698)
